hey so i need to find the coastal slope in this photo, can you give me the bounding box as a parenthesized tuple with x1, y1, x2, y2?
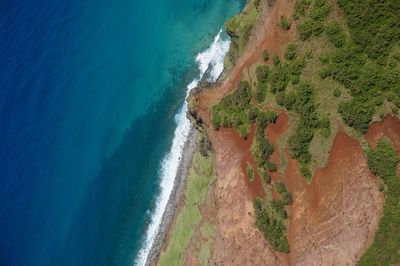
(159, 0, 400, 265)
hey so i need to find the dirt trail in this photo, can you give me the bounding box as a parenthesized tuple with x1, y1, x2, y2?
(287, 131, 383, 265)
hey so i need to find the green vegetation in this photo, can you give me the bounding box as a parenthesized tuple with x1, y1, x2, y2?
(254, 198, 289, 253)
(296, 0, 331, 40)
(246, 163, 255, 181)
(254, 182, 292, 253)
(333, 87, 341, 98)
(252, 113, 275, 170)
(159, 138, 216, 266)
(225, 0, 263, 70)
(358, 139, 400, 265)
(284, 44, 297, 61)
(211, 81, 252, 138)
(263, 49, 270, 62)
(279, 16, 291, 30)
(275, 182, 293, 205)
(325, 20, 346, 48)
(293, 0, 311, 20)
(198, 223, 216, 266)
(337, 0, 400, 61)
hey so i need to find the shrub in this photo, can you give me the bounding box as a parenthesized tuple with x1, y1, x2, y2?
(338, 98, 374, 134)
(309, 0, 331, 22)
(247, 163, 255, 181)
(270, 64, 290, 93)
(260, 169, 271, 184)
(293, 0, 311, 20)
(263, 49, 270, 61)
(253, 199, 290, 253)
(256, 65, 270, 84)
(325, 20, 345, 48)
(297, 19, 315, 41)
(359, 139, 400, 265)
(333, 88, 342, 98)
(275, 182, 293, 205)
(266, 161, 277, 172)
(273, 55, 281, 66)
(285, 44, 297, 61)
(279, 16, 291, 30)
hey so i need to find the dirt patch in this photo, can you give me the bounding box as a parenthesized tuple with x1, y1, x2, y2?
(287, 130, 384, 265)
(365, 115, 400, 156)
(209, 126, 285, 265)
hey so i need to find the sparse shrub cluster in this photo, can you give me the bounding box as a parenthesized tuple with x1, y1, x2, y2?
(253, 182, 293, 253)
(358, 139, 400, 265)
(211, 81, 252, 138)
(293, 0, 311, 20)
(325, 20, 346, 48)
(275, 182, 293, 205)
(253, 199, 290, 253)
(337, 0, 400, 60)
(254, 65, 271, 103)
(296, 0, 332, 41)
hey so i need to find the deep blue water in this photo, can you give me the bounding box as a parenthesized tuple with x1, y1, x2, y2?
(0, 1, 242, 265)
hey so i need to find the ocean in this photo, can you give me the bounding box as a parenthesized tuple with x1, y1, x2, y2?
(0, 1, 243, 266)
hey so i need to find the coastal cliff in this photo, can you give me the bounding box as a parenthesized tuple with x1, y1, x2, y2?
(158, 0, 400, 265)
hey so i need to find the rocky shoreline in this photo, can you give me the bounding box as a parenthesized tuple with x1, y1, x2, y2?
(145, 127, 198, 266)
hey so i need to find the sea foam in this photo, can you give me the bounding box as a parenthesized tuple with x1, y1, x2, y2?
(134, 30, 230, 266)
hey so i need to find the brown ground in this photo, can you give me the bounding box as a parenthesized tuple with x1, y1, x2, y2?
(287, 131, 383, 265)
(185, 0, 393, 265)
(365, 115, 400, 160)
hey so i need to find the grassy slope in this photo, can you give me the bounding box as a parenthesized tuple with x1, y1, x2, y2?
(158, 138, 216, 266)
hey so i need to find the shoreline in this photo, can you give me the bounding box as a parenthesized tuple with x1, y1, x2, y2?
(145, 126, 198, 265)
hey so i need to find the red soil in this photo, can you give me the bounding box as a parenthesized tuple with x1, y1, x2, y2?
(287, 130, 383, 265)
(365, 115, 400, 156)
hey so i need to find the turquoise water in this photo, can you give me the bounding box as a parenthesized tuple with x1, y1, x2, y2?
(0, 0, 242, 265)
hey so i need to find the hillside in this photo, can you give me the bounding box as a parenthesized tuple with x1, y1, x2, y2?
(159, 0, 400, 265)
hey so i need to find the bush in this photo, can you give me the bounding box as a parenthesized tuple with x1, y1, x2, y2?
(247, 164, 255, 181)
(338, 98, 374, 134)
(270, 64, 290, 93)
(279, 16, 291, 30)
(284, 44, 297, 61)
(253, 199, 290, 253)
(260, 168, 271, 184)
(256, 65, 270, 84)
(297, 19, 315, 41)
(263, 49, 270, 61)
(266, 161, 277, 172)
(325, 20, 345, 48)
(273, 55, 281, 66)
(359, 139, 400, 265)
(275, 182, 293, 205)
(293, 0, 311, 20)
(333, 88, 342, 98)
(211, 80, 252, 135)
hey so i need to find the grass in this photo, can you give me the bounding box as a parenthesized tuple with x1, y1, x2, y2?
(198, 223, 216, 266)
(224, 0, 262, 71)
(158, 141, 216, 266)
